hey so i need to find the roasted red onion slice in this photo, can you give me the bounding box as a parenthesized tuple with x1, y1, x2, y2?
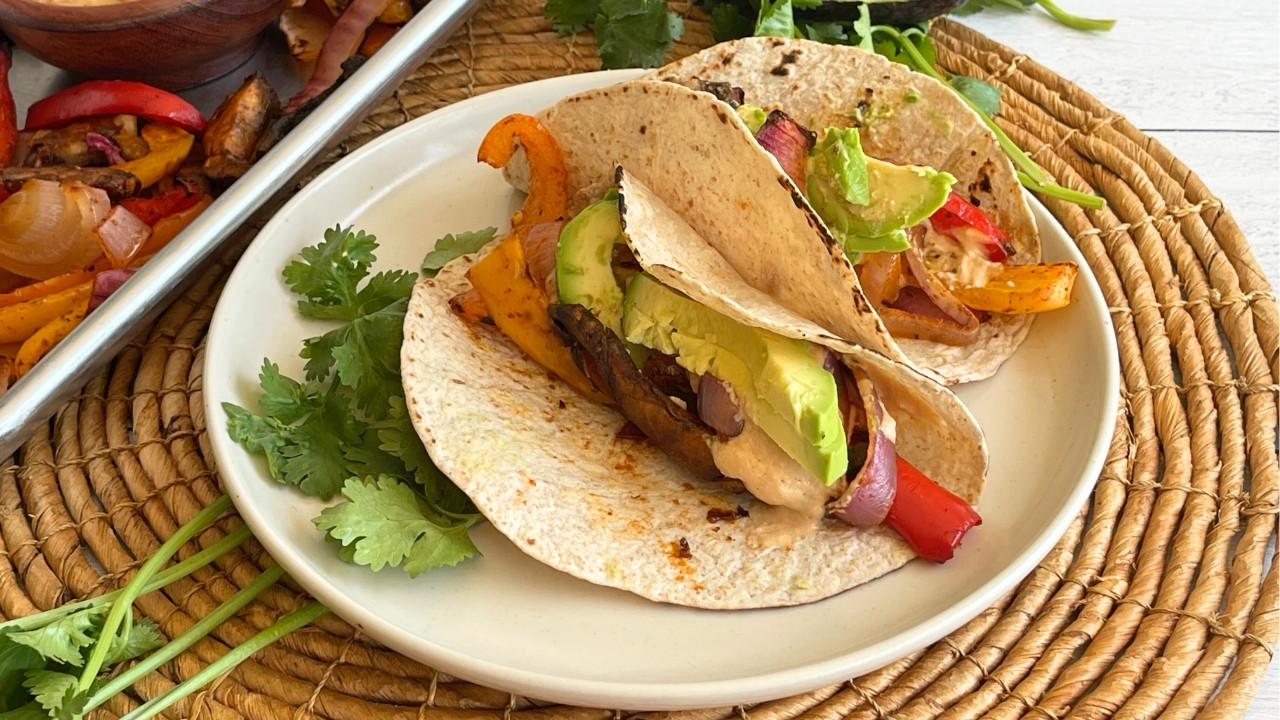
(697, 373, 744, 437)
(522, 220, 563, 298)
(754, 110, 815, 187)
(89, 268, 136, 310)
(285, 0, 389, 111)
(828, 367, 897, 527)
(876, 228, 980, 346)
(85, 132, 126, 165)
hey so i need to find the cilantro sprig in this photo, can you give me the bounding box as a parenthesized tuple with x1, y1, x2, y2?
(223, 225, 483, 578)
(545, 0, 686, 68)
(954, 0, 1115, 32)
(0, 500, 325, 720)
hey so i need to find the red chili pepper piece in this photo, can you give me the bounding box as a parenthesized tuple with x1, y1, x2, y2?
(884, 456, 982, 563)
(24, 80, 207, 134)
(0, 43, 17, 167)
(118, 185, 202, 226)
(929, 192, 1016, 262)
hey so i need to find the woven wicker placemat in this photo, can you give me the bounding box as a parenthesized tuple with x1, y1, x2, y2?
(2, 2, 1276, 718)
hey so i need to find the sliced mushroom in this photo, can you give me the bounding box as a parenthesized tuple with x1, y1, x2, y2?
(548, 303, 729, 485)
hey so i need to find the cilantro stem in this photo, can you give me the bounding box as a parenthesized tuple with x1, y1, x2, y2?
(870, 24, 1106, 207)
(83, 565, 287, 713)
(0, 525, 252, 634)
(1033, 0, 1115, 32)
(115, 601, 329, 720)
(77, 495, 234, 693)
(872, 25, 1050, 186)
(1017, 171, 1107, 209)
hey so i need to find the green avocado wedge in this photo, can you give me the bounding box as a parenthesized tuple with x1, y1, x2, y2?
(621, 273, 848, 485)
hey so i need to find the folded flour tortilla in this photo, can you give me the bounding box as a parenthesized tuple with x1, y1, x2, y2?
(650, 38, 1043, 383)
(401, 165, 987, 609)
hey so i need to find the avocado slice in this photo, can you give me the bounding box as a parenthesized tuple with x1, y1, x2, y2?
(556, 191, 625, 336)
(621, 273, 848, 485)
(805, 126, 955, 255)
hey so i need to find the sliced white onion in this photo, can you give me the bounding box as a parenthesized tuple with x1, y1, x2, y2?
(0, 180, 104, 279)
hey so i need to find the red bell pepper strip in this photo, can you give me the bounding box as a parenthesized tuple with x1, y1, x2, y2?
(24, 80, 206, 134)
(118, 185, 202, 226)
(929, 192, 1016, 262)
(885, 456, 982, 563)
(0, 43, 17, 167)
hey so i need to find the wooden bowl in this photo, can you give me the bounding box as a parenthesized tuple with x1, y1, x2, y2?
(0, 0, 291, 90)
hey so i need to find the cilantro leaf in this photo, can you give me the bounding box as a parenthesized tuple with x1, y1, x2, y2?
(1, 633, 46, 712)
(950, 75, 1003, 116)
(595, 0, 684, 69)
(282, 226, 377, 321)
(307, 296, 410, 415)
(803, 21, 849, 44)
(545, 0, 601, 34)
(420, 227, 497, 277)
(4, 609, 102, 667)
(22, 671, 81, 719)
(256, 361, 322, 424)
(755, 0, 797, 38)
(103, 620, 163, 665)
(313, 477, 480, 576)
(707, 2, 753, 42)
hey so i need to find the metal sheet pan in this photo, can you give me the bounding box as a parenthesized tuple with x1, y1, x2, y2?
(0, 0, 484, 458)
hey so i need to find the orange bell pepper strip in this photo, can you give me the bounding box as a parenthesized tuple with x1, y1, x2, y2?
(952, 261, 1078, 315)
(476, 114, 569, 237)
(467, 236, 609, 404)
(465, 113, 607, 402)
(0, 280, 93, 343)
(0, 270, 96, 309)
(112, 122, 195, 189)
(13, 292, 90, 376)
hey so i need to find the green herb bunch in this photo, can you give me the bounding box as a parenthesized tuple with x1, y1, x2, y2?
(223, 225, 493, 577)
(0, 499, 326, 720)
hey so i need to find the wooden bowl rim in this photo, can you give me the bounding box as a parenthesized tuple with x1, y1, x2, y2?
(0, 0, 280, 32)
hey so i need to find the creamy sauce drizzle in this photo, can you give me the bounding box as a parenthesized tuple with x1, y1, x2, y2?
(711, 421, 836, 548)
(920, 223, 1004, 288)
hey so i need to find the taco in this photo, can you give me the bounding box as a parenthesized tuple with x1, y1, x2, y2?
(648, 37, 1077, 384)
(400, 111, 987, 609)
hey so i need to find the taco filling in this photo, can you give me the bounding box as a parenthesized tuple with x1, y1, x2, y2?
(419, 112, 984, 587)
(701, 81, 1077, 351)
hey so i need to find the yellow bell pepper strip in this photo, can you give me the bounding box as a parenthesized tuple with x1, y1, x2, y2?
(112, 123, 195, 189)
(0, 279, 93, 343)
(466, 235, 610, 404)
(13, 292, 89, 376)
(0, 270, 95, 309)
(130, 194, 213, 264)
(476, 114, 569, 237)
(952, 262, 1078, 315)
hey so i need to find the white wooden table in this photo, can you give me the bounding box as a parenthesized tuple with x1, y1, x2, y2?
(955, 1, 1278, 716)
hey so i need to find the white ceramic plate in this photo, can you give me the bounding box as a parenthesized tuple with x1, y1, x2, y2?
(205, 70, 1119, 710)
